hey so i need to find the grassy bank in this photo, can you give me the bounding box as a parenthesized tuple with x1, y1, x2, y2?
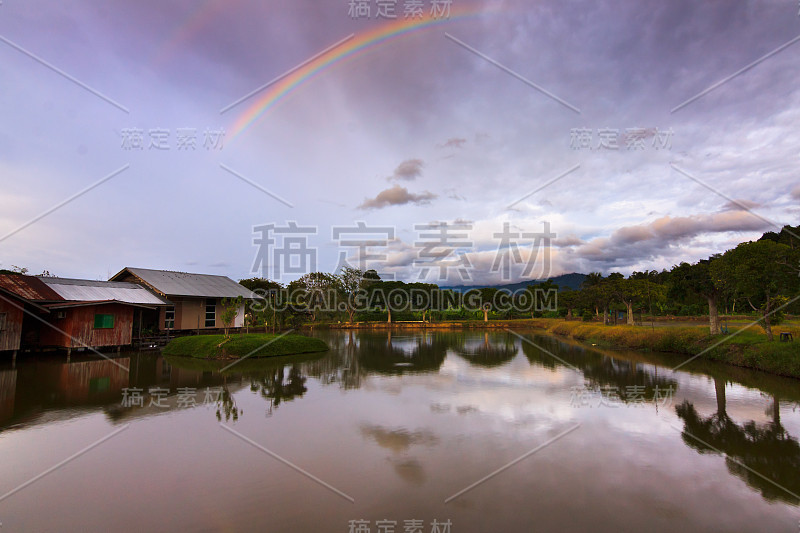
(163, 333, 329, 360)
(525, 319, 800, 378)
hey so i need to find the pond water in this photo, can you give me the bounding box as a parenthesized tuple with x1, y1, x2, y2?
(0, 329, 798, 532)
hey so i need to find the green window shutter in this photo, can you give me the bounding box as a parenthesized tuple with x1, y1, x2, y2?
(94, 314, 115, 329)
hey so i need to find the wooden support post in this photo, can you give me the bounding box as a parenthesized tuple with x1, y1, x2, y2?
(11, 350, 17, 368)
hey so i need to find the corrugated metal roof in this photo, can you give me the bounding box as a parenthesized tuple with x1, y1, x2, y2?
(0, 274, 62, 301)
(38, 277, 172, 306)
(0, 286, 52, 312)
(43, 300, 165, 310)
(112, 267, 259, 299)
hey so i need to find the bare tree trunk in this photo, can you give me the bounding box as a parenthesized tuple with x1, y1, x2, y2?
(708, 296, 721, 335)
(387, 307, 392, 324)
(763, 301, 773, 341)
(626, 301, 634, 325)
(715, 377, 726, 418)
(772, 395, 781, 425)
(483, 308, 488, 322)
(602, 307, 608, 325)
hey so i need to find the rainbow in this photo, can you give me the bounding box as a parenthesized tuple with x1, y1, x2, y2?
(225, 6, 488, 140)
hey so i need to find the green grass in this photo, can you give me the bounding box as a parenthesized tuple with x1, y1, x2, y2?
(523, 319, 800, 379)
(162, 333, 329, 360)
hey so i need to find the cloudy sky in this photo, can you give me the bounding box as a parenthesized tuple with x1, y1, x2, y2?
(1, 0, 798, 285)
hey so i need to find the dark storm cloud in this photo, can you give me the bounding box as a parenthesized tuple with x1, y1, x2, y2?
(572, 211, 772, 267)
(358, 185, 436, 209)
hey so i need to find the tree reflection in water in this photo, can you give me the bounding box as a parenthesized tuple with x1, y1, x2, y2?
(162, 353, 316, 420)
(353, 331, 448, 375)
(676, 378, 800, 505)
(216, 377, 241, 422)
(455, 331, 518, 368)
(303, 330, 364, 390)
(521, 333, 679, 403)
(250, 365, 308, 416)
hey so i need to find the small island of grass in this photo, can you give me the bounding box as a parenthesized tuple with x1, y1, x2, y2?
(162, 333, 329, 360)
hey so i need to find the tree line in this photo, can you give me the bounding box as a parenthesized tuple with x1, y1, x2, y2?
(239, 225, 800, 340)
(559, 225, 800, 339)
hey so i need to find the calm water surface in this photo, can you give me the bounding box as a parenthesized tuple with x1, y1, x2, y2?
(0, 329, 798, 532)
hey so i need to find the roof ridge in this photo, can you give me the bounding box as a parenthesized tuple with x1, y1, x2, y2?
(39, 276, 141, 286)
(127, 267, 230, 278)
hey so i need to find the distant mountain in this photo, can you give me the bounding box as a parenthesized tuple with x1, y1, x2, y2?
(441, 272, 587, 292)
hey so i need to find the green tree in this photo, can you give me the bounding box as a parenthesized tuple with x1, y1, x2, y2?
(611, 276, 664, 326)
(758, 224, 800, 250)
(527, 279, 558, 318)
(220, 296, 243, 338)
(583, 273, 617, 324)
(239, 277, 284, 330)
(338, 267, 365, 323)
(558, 288, 579, 319)
(238, 277, 283, 292)
(365, 280, 409, 323)
(289, 272, 340, 321)
(406, 282, 438, 322)
(710, 240, 800, 341)
(466, 287, 499, 321)
(582, 272, 605, 317)
(669, 259, 722, 335)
